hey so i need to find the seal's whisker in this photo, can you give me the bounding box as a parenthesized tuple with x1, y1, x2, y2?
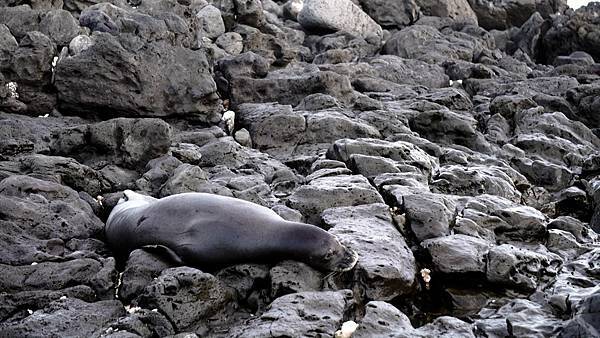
(322, 271, 339, 280)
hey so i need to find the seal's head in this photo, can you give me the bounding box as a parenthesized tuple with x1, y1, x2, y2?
(308, 236, 359, 272)
(117, 190, 157, 205)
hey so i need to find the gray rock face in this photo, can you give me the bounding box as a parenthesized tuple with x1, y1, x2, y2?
(384, 25, 482, 64)
(486, 244, 562, 291)
(195, 5, 226, 40)
(433, 165, 521, 202)
(0, 175, 104, 265)
(403, 192, 456, 241)
(137, 267, 235, 332)
(327, 138, 439, 177)
(0, 298, 125, 337)
(468, 0, 568, 30)
(0, 257, 116, 298)
(356, 301, 475, 338)
(415, 0, 478, 25)
(541, 4, 600, 64)
(559, 289, 600, 338)
(357, 0, 420, 28)
(228, 290, 354, 337)
(51, 118, 172, 170)
(54, 33, 222, 122)
(322, 203, 417, 300)
(354, 301, 413, 337)
(2, 0, 599, 336)
(475, 299, 565, 338)
(39, 9, 79, 46)
(422, 234, 490, 274)
(118, 249, 174, 303)
(298, 0, 383, 43)
(269, 261, 323, 297)
(287, 174, 384, 224)
(230, 70, 357, 108)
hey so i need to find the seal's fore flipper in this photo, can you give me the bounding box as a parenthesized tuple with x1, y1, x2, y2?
(141, 245, 185, 266)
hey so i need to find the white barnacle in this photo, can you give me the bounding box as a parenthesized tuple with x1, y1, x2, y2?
(222, 110, 235, 134)
(59, 296, 67, 300)
(420, 268, 431, 289)
(6, 82, 18, 99)
(125, 306, 141, 314)
(334, 321, 359, 338)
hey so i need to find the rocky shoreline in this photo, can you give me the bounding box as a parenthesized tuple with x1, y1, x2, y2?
(1, 0, 600, 336)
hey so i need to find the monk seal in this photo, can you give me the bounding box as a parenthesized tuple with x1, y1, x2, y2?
(106, 190, 358, 272)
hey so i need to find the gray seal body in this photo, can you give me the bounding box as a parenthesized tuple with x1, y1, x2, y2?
(106, 191, 358, 272)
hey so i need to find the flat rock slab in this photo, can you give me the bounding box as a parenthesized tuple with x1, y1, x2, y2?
(228, 290, 354, 337)
(136, 267, 235, 332)
(298, 0, 383, 42)
(0, 175, 104, 265)
(0, 298, 125, 337)
(54, 32, 221, 122)
(356, 301, 475, 338)
(0, 258, 116, 298)
(422, 234, 491, 274)
(322, 203, 416, 300)
(287, 174, 384, 224)
(487, 244, 562, 291)
(327, 138, 439, 177)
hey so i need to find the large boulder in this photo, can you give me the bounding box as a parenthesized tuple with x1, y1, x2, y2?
(322, 204, 417, 300)
(468, 0, 568, 30)
(0, 175, 104, 265)
(415, 0, 478, 25)
(298, 0, 383, 43)
(54, 33, 222, 122)
(0, 298, 125, 337)
(287, 175, 384, 224)
(228, 290, 354, 337)
(357, 0, 420, 28)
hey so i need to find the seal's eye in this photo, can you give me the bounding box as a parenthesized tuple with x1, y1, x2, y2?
(324, 249, 334, 260)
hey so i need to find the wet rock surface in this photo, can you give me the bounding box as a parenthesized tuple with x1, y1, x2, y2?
(1, 0, 600, 336)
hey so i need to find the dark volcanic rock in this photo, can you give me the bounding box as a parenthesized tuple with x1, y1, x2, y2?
(322, 203, 417, 300)
(136, 267, 235, 332)
(228, 290, 354, 337)
(287, 174, 384, 224)
(468, 0, 568, 30)
(0, 257, 116, 299)
(0, 175, 104, 265)
(54, 33, 222, 122)
(118, 249, 175, 303)
(0, 298, 125, 337)
(52, 117, 172, 170)
(541, 3, 600, 65)
(1, 0, 599, 336)
(230, 70, 357, 108)
(358, 0, 420, 28)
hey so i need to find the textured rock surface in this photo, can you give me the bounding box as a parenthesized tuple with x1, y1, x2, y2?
(322, 203, 416, 300)
(1, 0, 599, 336)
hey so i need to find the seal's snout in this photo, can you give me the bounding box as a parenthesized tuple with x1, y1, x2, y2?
(337, 247, 359, 272)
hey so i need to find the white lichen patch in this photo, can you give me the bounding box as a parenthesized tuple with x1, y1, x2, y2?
(59, 296, 67, 300)
(420, 268, 431, 289)
(6, 82, 18, 99)
(335, 321, 359, 338)
(222, 109, 235, 133)
(125, 305, 141, 314)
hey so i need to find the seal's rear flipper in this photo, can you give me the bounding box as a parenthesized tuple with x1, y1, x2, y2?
(141, 245, 185, 266)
